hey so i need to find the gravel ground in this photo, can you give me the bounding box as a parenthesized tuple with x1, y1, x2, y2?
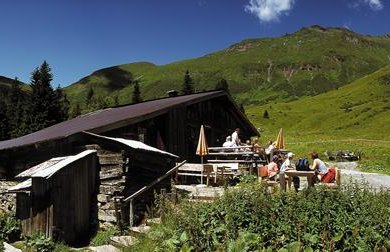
(329, 162, 390, 189)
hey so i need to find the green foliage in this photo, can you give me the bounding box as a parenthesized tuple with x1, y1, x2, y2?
(0, 213, 21, 242)
(182, 70, 194, 95)
(25, 233, 55, 252)
(132, 80, 142, 103)
(215, 78, 229, 93)
(90, 226, 120, 246)
(263, 109, 269, 119)
(130, 183, 390, 251)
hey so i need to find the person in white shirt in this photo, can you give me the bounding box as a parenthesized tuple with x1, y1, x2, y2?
(231, 128, 241, 147)
(222, 136, 234, 147)
(280, 152, 295, 172)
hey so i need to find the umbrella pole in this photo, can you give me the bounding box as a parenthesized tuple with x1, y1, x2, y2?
(201, 156, 203, 184)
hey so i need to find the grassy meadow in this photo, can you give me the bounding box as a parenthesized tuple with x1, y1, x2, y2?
(246, 65, 390, 174)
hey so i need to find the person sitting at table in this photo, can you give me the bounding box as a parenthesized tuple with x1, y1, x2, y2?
(222, 136, 234, 148)
(265, 140, 276, 162)
(243, 140, 252, 151)
(267, 155, 279, 181)
(310, 151, 336, 183)
(251, 138, 264, 153)
(280, 152, 295, 172)
(231, 128, 242, 147)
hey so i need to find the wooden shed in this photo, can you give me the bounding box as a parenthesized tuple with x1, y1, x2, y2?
(8, 150, 99, 245)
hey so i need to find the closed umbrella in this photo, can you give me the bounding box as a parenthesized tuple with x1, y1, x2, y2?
(196, 125, 209, 184)
(274, 128, 285, 149)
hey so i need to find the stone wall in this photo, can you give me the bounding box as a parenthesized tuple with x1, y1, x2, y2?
(0, 181, 17, 213)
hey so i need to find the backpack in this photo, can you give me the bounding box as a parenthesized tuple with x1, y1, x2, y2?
(295, 158, 310, 171)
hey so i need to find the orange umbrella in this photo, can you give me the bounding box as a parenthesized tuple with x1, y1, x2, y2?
(274, 128, 285, 149)
(196, 125, 209, 160)
(196, 125, 209, 184)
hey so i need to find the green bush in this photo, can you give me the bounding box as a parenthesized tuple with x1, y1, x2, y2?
(130, 182, 390, 251)
(0, 213, 21, 242)
(25, 232, 55, 252)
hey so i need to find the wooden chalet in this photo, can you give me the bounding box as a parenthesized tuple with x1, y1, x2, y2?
(0, 90, 258, 177)
(0, 90, 258, 243)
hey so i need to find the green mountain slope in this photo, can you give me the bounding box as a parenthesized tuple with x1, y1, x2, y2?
(247, 64, 390, 140)
(0, 76, 28, 98)
(65, 25, 390, 110)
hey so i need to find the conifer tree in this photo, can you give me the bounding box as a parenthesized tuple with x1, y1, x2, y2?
(215, 78, 230, 93)
(263, 110, 269, 119)
(7, 77, 27, 137)
(132, 80, 142, 103)
(182, 70, 194, 95)
(27, 61, 67, 132)
(0, 98, 10, 140)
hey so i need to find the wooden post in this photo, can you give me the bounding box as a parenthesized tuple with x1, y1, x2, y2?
(129, 199, 134, 227)
(307, 175, 314, 188)
(279, 172, 286, 191)
(114, 196, 124, 231)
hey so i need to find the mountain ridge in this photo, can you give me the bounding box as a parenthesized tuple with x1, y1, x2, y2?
(63, 25, 390, 112)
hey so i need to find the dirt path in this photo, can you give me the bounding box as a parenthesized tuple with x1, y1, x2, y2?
(333, 162, 390, 189)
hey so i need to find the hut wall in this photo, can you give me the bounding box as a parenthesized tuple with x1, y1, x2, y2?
(16, 152, 99, 245)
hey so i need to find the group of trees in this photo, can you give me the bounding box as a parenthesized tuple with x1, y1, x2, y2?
(182, 69, 230, 95)
(0, 61, 69, 141)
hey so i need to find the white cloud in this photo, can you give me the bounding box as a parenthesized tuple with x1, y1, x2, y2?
(351, 0, 384, 10)
(245, 0, 295, 23)
(364, 0, 383, 10)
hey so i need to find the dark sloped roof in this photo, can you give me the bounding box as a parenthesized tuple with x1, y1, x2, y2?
(1, 91, 248, 151)
(0, 90, 258, 151)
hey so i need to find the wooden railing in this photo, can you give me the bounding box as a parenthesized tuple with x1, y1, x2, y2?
(119, 160, 187, 227)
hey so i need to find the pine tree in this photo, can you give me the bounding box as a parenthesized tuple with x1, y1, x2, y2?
(182, 70, 194, 95)
(27, 61, 66, 132)
(70, 103, 82, 118)
(263, 110, 269, 119)
(215, 78, 230, 93)
(86, 86, 94, 103)
(132, 80, 142, 103)
(0, 98, 10, 140)
(7, 77, 27, 138)
(55, 86, 69, 121)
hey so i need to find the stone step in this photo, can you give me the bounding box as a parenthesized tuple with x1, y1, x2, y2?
(129, 224, 151, 235)
(110, 235, 138, 248)
(88, 245, 120, 252)
(146, 217, 161, 225)
(3, 242, 22, 252)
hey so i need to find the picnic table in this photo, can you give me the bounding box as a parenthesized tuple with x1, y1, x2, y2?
(280, 170, 316, 191)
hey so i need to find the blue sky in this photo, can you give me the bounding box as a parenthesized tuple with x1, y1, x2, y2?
(0, 0, 388, 87)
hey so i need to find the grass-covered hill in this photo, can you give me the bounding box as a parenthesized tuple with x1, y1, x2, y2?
(246, 64, 390, 140)
(246, 65, 390, 174)
(0, 76, 27, 98)
(64, 25, 390, 110)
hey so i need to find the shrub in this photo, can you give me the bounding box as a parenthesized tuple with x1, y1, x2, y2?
(130, 182, 390, 251)
(0, 213, 21, 242)
(25, 232, 55, 252)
